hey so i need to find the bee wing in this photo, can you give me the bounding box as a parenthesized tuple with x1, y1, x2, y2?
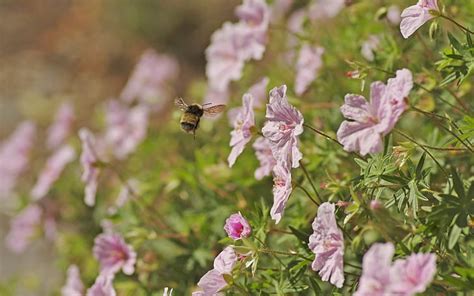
(175, 98, 188, 111)
(203, 104, 226, 117)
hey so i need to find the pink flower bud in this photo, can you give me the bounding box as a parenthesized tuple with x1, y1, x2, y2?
(224, 212, 252, 240)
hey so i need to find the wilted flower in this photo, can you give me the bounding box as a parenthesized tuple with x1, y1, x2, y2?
(195, 247, 237, 295)
(0, 121, 36, 199)
(262, 85, 304, 168)
(228, 94, 255, 167)
(308, 202, 345, 288)
(252, 137, 276, 180)
(361, 35, 380, 62)
(355, 242, 436, 296)
(47, 102, 75, 150)
(387, 5, 401, 25)
(120, 49, 179, 108)
(104, 100, 149, 160)
(224, 212, 252, 240)
(93, 233, 137, 276)
(31, 145, 76, 200)
(337, 69, 413, 155)
(400, 0, 439, 39)
(86, 275, 116, 296)
(79, 129, 102, 207)
(270, 163, 293, 224)
(61, 265, 84, 296)
(5, 204, 42, 253)
(308, 0, 345, 20)
(295, 44, 324, 95)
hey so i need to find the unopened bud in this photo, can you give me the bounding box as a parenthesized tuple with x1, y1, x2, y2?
(370, 200, 383, 210)
(345, 70, 361, 79)
(375, 7, 388, 21)
(429, 21, 439, 40)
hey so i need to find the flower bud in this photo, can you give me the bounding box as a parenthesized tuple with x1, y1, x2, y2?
(224, 212, 252, 240)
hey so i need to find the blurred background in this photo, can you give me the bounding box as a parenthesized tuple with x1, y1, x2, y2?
(0, 0, 238, 294)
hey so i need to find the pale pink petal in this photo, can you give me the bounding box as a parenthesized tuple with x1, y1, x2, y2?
(86, 275, 116, 296)
(354, 243, 394, 296)
(400, 1, 438, 38)
(228, 94, 255, 167)
(270, 163, 292, 224)
(197, 269, 227, 295)
(79, 128, 101, 207)
(93, 233, 137, 276)
(214, 246, 238, 274)
(47, 102, 75, 150)
(308, 202, 345, 288)
(5, 204, 42, 253)
(252, 137, 276, 180)
(389, 253, 436, 295)
(295, 45, 324, 95)
(61, 265, 84, 296)
(31, 145, 76, 200)
(308, 0, 345, 20)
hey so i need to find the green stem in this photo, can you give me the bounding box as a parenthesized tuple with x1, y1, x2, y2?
(295, 183, 320, 206)
(394, 130, 449, 177)
(303, 123, 343, 147)
(299, 161, 323, 204)
(440, 14, 474, 34)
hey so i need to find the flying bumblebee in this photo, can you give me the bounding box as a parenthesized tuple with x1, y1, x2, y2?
(175, 98, 226, 136)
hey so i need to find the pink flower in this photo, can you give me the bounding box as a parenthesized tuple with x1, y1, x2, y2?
(79, 129, 102, 207)
(224, 212, 252, 240)
(337, 69, 413, 155)
(206, 23, 266, 91)
(248, 77, 269, 108)
(120, 49, 179, 108)
(389, 253, 436, 295)
(308, 202, 345, 288)
(0, 121, 36, 199)
(206, 0, 269, 92)
(47, 102, 75, 150)
(361, 35, 380, 62)
(295, 44, 324, 95)
(61, 265, 84, 296)
(93, 233, 137, 276)
(400, 0, 439, 39)
(228, 94, 255, 167)
(262, 85, 304, 168)
(252, 137, 276, 180)
(5, 204, 42, 253)
(104, 100, 149, 160)
(236, 0, 270, 29)
(308, 0, 345, 20)
(195, 247, 237, 295)
(86, 275, 116, 296)
(355, 242, 436, 296)
(354, 243, 394, 296)
(270, 163, 293, 224)
(387, 5, 401, 25)
(31, 145, 76, 200)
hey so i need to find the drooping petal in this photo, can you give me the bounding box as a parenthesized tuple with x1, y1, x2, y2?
(389, 253, 436, 295)
(228, 94, 255, 167)
(253, 137, 276, 180)
(308, 202, 345, 288)
(270, 163, 293, 224)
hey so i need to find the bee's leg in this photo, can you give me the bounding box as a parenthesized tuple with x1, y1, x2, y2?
(193, 129, 196, 140)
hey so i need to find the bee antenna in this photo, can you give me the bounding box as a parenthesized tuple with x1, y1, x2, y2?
(202, 102, 212, 106)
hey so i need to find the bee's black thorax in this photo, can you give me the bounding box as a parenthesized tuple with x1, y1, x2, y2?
(186, 104, 204, 117)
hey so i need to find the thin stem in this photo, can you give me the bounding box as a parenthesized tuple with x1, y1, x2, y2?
(446, 89, 471, 114)
(303, 123, 342, 147)
(440, 14, 474, 34)
(299, 161, 323, 204)
(345, 262, 362, 270)
(394, 130, 449, 177)
(295, 183, 320, 206)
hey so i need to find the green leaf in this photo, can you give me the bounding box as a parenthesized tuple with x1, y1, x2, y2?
(289, 226, 310, 243)
(448, 224, 462, 249)
(415, 153, 426, 178)
(448, 33, 463, 53)
(451, 168, 465, 199)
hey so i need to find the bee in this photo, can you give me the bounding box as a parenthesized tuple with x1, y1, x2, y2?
(175, 98, 226, 136)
